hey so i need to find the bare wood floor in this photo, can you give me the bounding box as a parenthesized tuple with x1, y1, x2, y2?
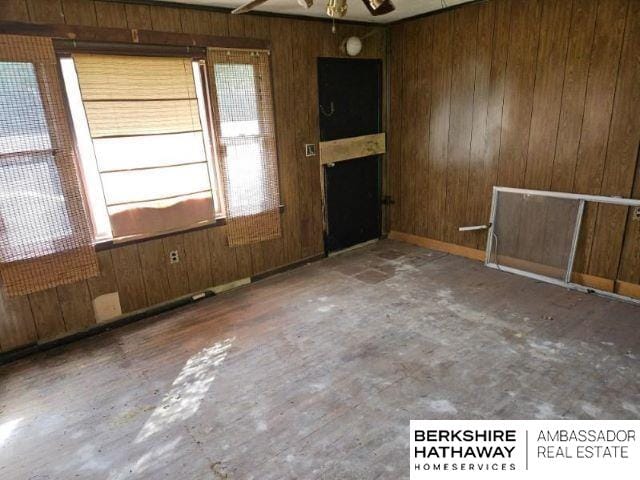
(1, 240, 639, 479)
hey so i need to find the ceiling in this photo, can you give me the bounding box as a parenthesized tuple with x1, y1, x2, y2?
(154, 0, 476, 24)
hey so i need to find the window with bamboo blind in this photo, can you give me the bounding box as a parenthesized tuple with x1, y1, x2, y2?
(61, 48, 282, 247)
(61, 53, 221, 240)
(0, 35, 98, 296)
(206, 48, 281, 247)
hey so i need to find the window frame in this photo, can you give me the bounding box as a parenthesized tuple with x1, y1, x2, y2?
(56, 46, 227, 245)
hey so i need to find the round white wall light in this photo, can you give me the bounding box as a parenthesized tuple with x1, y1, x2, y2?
(345, 36, 363, 57)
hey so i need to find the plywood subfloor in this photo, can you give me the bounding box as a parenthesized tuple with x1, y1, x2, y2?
(1, 240, 639, 479)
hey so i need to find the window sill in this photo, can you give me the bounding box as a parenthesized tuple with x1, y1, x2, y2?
(94, 205, 285, 252)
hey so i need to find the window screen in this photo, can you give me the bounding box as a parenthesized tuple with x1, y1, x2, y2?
(488, 191, 581, 280)
(0, 35, 98, 296)
(207, 48, 281, 247)
(70, 54, 218, 239)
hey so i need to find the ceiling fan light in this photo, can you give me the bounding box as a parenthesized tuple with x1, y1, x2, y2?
(327, 0, 348, 18)
(297, 0, 313, 8)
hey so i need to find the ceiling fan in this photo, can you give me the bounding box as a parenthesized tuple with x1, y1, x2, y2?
(232, 0, 396, 19)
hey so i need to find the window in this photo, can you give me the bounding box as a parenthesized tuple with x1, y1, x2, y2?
(0, 34, 97, 297)
(59, 47, 282, 247)
(0, 62, 73, 261)
(206, 48, 281, 247)
(213, 63, 266, 214)
(60, 53, 223, 241)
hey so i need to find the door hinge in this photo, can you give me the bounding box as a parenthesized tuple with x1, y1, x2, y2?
(381, 196, 395, 205)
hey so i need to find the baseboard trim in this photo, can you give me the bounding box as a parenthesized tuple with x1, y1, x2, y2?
(250, 253, 325, 281)
(616, 280, 640, 299)
(388, 230, 639, 300)
(388, 231, 485, 261)
(572, 273, 615, 293)
(0, 253, 325, 366)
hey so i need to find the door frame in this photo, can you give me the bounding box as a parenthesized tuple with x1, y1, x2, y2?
(316, 57, 384, 254)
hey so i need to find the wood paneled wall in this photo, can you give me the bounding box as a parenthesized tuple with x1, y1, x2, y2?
(388, 0, 640, 287)
(0, 0, 385, 353)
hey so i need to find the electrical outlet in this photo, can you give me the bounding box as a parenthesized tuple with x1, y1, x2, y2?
(305, 144, 316, 157)
(634, 207, 640, 221)
(169, 250, 180, 264)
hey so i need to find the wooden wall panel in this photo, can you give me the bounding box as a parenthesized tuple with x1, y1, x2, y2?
(208, 11, 229, 36)
(304, 22, 324, 257)
(183, 230, 214, 292)
(26, 0, 65, 23)
(444, 5, 478, 246)
(387, 24, 404, 232)
(0, 291, 37, 352)
(398, 20, 419, 236)
(477, 0, 510, 249)
(208, 225, 239, 285)
(57, 281, 95, 333)
(588, 0, 640, 280)
(162, 236, 191, 299)
(87, 251, 118, 299)
(496, 0, 541, 188)
(124, 3, 151, 29)
(234, 245, 253, 279)
(28, 290, 66, 341)
(466, 0, 495, 249)
(149, 5, 182, 33)
(180, 8, 211, 35)
(551, 0, 597, 192)
(572, 0, 628, 275)
(516, 0, 572, 266)
(426, 12, 453, 241)
(0, 0, 30, 22)
(138, 239, 172, 306)
(524, 0, 572, 190)
(227, 11, 245, 37)
(62, 0, 97, 26)
(111, 245, 148, 313)
(270, 17, 302, 265)
(614, 0, 640, 286)
(391, 0, 640, 291)
(94, 1, 127, 29)
(291, 20, 317, 258)
(618, 158, 640, 285)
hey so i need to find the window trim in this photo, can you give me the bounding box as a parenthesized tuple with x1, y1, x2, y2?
(57, 48, 226, 245)
(92, 203, 286, 251)
(194, 59, 226, 220)
(57, 54, 112, 242)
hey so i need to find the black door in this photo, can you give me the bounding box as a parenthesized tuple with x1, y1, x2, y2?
(318, 58, 382, 253)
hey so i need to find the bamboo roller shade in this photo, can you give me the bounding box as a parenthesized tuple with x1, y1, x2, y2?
(206, 48, 281, 247)
(72, 53, 214, 238)
(73, 54, 202, 138)
(0, 35, 98, 296)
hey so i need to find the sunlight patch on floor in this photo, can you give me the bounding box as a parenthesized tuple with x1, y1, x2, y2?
(135, 338, 234, 443)
(0, 418, 21, 447)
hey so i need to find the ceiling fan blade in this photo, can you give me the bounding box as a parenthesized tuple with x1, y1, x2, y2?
(232, 0, 271, 15)
(360, 0, 395, 16)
